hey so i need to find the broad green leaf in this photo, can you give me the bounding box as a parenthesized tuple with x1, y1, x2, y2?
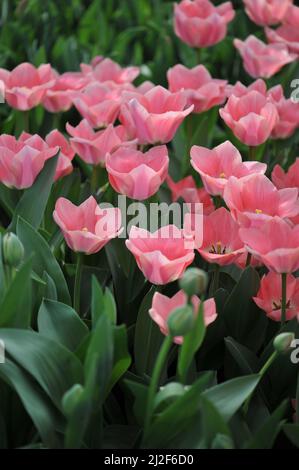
(38, 299, 89, 352)
(283, 423, 299, 448)
(202, 375, 260, 422)
(106, 325, 131, 396)
(246, 401, 287, 449)
(17, 217, 71, 305)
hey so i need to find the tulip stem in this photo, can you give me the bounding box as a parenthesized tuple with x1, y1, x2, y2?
(23, 111, 29, 133)
(245, 252, 252, 267)
(74, 252, 83, 314)
(248, 146, 257, 161)
(143, 335, 172, 443)
(281, 272, 287, 325)
(212, 264, 220, 295)
(91, 165, 101, 193)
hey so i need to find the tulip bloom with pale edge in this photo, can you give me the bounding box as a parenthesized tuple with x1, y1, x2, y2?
(174, 0, 235, 48)
(72, 83, 121, 128)
(0, 63, 54, 111)
(253, 272, 299, 322)
(239, 217, 299, 273)
(219, 87, 278, 146)
(243, 0, 292, 26)
(42, 70, 88, 113)
(266, 25, 299, 56)
(191, 141, 266, 197)
(106, 146, 168, 200)
(149, 290, 217, 344)
(0, 133, 58, 189)
(197, 207, 245, 266)
(226, 78, 267, 98)
(224, 173, 299, 228)
(268, 85, 299, 139)
(125, 225, 195, 285)
(283, 3, 299, 27)
(167, 64, 227, 113)
(66, 119, 134, 166)
(272, 159, 299, 190)
(167, 175, 214, 214)
(80, 58, 139, 85)
(234, 36, 296, 79)
(121, 86, 193, 145)
(45, 130, 75, 180)
(53, 196, 122, 255)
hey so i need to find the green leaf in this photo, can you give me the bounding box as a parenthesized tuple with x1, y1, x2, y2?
(178, 300, 206, 381)
(0, 358, 63, 448)
(38, 299, 89, 352)
(246, 401, 287, 449)
(17, 217, 71, 305)
(283, 423, 299, 448)
(0, 329, 83, 409)
(199, 395, 231, 448)
(106, 325, 131, 396)
(0, 257, 32, 328)
(9, 154, 58, 231)
(202, 375, 260, 422)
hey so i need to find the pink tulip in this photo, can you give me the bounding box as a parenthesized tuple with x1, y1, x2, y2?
(53, 196, 122, 255)
(42, 70, 88, 113)
(149, 290, 217, 344)
(197, 207, 245, 266)
(167, 175, 215, 214)
(191, 141, 266, 197)
(0, 133, 58, 189)
(66, 119, 134, 166)
(45, 130, 75, 180)
(106, 146, 169, 200)
(268, 85, 299, 139)
(266, 24, 299, 55)
(219, 87, 278, 146)
(283, 3, 299, 26)
(224, 174, 299, 228)
(239, 216, 299, 273)
(253, 272, 299, 321)
(272, 158, 299, 190)
(120, 86, 193, 145)
(226, 78, 268, 98)
(72, 82, 121, 128)
(167, 64, 227, 113)
(174, 0, 235, 48)
(234, 35, 296, 79)
(125, 225, 195, 285)
(0, 63, 54, 110)
(243, 0, 292, 26)
(80, 57, 139, 85)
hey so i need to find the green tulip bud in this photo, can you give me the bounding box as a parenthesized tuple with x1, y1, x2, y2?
(273, 332, 295, 354)
(3, 233, 24, 268)
(179, 268, 208, 297)
(211, 434, 234, 449)
(62, 384, 84, 416)
(167, 305, 194, 337)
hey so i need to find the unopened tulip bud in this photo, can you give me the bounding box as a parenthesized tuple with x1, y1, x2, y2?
(3, 233, 24, 268)
(273, 332, 295, 354)
(167, 305, 194, 338)
(212, 434, 234, 449)
(62, 384, 84, 416)
(179, 268, 208, 297)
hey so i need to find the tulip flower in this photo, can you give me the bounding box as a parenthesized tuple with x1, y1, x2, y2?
(253, 272, 299, 321)
(167, 175, 215, 214)
(191, 141, 266, 197)
(234, 35, 296, 79)
(42, 70, 88, 113)
(0, 133, 58, 189)
(272, 159, 299, 190)
(167, 64, 227, 113)
(266, 24, 299, 55)
(224, 174, 299, 227)
(80, 57, 139, 85)
(125, 225, 195, 285)
(267, 85, 299, 139)
(219, 86, 278, 146)
(66, 119, 134, 166)
(282, 3, 299, 26)
(149, 290, 217, 344)
(72, 82, 121, 128)
(45, 130, 75, 180)
(174, 0, 235, 48)
(53, 196, 122, 255)
(0, 62, 54, 110)
(120, 86, 193, 145)
(239, 216, 299, 274)
(106, 146, 169, 200)
(197, 207, 245, 266)
(243, 0, 292, 26)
